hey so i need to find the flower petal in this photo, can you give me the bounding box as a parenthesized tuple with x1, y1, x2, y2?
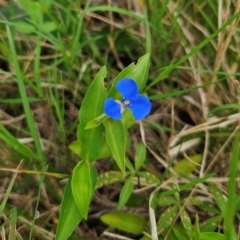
(127, 95, 152, 120)
(104, 98, 122, 120)
(116, 78, 139, 101)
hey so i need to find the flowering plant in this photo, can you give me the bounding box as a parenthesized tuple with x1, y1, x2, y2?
(104, 78, 151, 120)
(57, 54, 151, 238)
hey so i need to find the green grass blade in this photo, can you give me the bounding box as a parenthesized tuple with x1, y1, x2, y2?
(146, 10, 240, 90)
(86, 6, 144, 21)
(70, 0, 91, 64)
(6, 25, 45, 163)
(34, 35, 43, 97)
(29, 165, 48, 240)
(9, 206, 18, 240)
(224, 129, 239, 240)
(158, 173, 215, 198)
(0, 124, 41, 160)
(0, 162, 21, 216)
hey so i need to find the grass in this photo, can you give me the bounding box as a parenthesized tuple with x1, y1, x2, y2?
(0, 0, 240, 239)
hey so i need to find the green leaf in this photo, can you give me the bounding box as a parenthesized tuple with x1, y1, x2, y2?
(179, 209, 192, 239)
(96, 171, 125, 189)
(101, 212, 146, 234)
(9, 207, 18, 240)
(126, 158, 135, 172)
(200, 215, 222, 232)
(209, 103, 240, 115)
(125, 194, 145, 207)
(171, 154, 202, 177)
(89, 165, 98, 201)
(197, 201, 221, 214)
(0, 164, 19, 216)
(69, 140, 111, 159)
(104, 119, 126, 172)
(183, 197, 203, 206)
(6, 26, 45, 162)
(77, 66, 107, 162)
(199, 232, 226, 240)
(117, 175, 134, 210)
(13, 21, 36, 33)
(107, 53, 150, 99)
(158, 173, 215, 198)
(71, 161, 92, 219)
(136, 171, 160, 184)
(41, 21, 58, 32)
(18, 0, 41, 22)
(208, 183, 226, 214)
(0, 124, 40, 161)
(85, 114, 109, 129)
(165, 232, 179, 240)
(224, 131, 239, 240)
(156, 196, 177, 206)
(18, 0, 52, 23)
(146, 11, 240, 90)
(56, 178, 82, 240)
(193, 215, 201, 240)
(135, 142, 146, 171)
(172, 223, 191, 240)
(157, 205, 178, 235)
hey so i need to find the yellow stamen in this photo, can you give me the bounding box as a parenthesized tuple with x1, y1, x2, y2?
(124, 100, 130, 105)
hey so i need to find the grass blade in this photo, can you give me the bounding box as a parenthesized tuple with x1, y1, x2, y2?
(6, 25, 45, 163)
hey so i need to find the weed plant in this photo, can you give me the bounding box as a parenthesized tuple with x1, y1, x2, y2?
(0, 0, 240, 239)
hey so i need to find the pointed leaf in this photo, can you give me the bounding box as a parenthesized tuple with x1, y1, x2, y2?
(157, 205, 178, 235)
(56, 178, 82, 240)
(197, 201, 221, 214)
(125, 158, 135, 172)
(117, 175, 134, 210)
(107, 53, 150, 98)
(9, 207, 18, 240)
(193, 215, 201, 240)
(200, 215, 222, 232)
(77, 66, 107, 162)
(101, 211, 146, 234)
(199, 232, 226, 240)
(179, 209, 192, 239)
(208, 183, 226, 214)
(71, 161, 92, 219)
(172, 223, 191, 240)
(104, 119, 126, 172)
(135, 142, 146, 171)
(85, 114, 109, 129)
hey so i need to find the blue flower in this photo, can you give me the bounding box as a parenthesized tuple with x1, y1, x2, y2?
(104, 78, 152, 120)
